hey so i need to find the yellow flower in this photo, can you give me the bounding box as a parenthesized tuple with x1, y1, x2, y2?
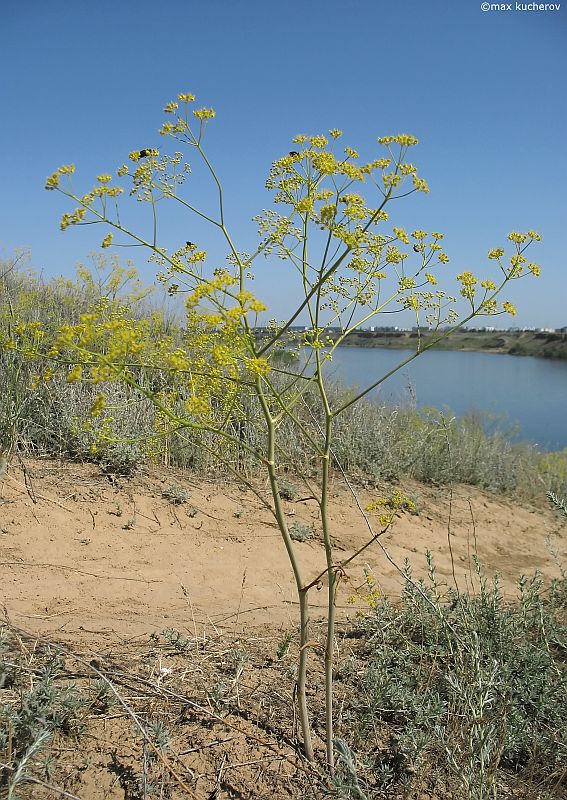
(319, 204, 337, 224)
(488, 248, 504, 260)
(399, 163, 417, 175)
(399, 276, 417, 290)
(101, 233, 113, 248)
(97, 174, 112, 183)
(45, 172, 60, 190)
(185, 396, 209, 415)
(341, 162, 364, 181)
(165, 349, 189, 371)
(507, 231, 527, 244)
(178, 92, 196, 103)
(378, 134, 419, 146)
(245, 357, 271, 376)
(312, 152, 337, 175)
(404, 296, 419, 311)
(309, 134, 328, 148)
(90, 394, 107, 417)
(211, 345, 233, 365)
(67, 365, 83, 383)
(386, 246, 406, 264)
(383, 173, 401, 187)
(457, 271, 478, 302)
(480, 299, 498, 314)
(412, 175, 429, 193)
(397, 134, 419, 146)
(425, 273, 437, 285)
(329, 129, 343, 139)
(193, 107, 216, 120)
(248, 298, 267, 313)
(509, 254, 526, 275)
(91, 364, 113, 382)
(296, 197, 314, 214)
(502, 301, 517, 316)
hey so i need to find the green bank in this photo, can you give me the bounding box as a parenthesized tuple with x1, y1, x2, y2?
(331, 328, 567, 359)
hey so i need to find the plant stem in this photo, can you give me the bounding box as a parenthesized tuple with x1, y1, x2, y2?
(255, 376, 315, 761)
(317, 366, 336, 772)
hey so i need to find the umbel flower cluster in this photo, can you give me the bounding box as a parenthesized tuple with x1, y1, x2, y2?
(32, 91, 543, 438)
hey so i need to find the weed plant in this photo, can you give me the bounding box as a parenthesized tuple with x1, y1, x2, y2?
(341, 557, 567, 798)
(289, 521, 314, 542)
(0, 90, 554, 769)
(161, 483, 190, 504)
(0, 635, 89, 798)
(2, 258, 566, 501)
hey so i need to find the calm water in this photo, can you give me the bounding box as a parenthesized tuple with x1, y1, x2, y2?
(325, 347, 567, 451)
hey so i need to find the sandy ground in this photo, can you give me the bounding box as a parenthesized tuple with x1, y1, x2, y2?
(1, 458, 565, 646)
(1, 459, 566, 799)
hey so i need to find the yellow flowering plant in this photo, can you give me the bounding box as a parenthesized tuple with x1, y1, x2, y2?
(37, 91, 542, 770)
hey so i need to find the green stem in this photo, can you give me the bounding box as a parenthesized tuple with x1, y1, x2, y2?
(320, 407, 336, 773)
(255, 376, 314, 762)
(257, 192, 393, 358)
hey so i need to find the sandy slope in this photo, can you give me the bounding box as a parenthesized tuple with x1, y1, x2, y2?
(1, 459, 565, 644)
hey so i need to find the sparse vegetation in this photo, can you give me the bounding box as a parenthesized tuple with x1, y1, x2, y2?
(1, 257, 566, 503)
(277, 478, 299, 501)
(289, 521, 314, 542)
(337, 558, 567, 799)
(1, 559, 565, 799)
(161, 483, 190, 505)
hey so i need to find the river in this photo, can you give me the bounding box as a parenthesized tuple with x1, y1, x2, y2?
(325, 347, 567, 451)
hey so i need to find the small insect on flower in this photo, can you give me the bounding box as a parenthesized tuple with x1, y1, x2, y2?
(289, 151, 300, 157)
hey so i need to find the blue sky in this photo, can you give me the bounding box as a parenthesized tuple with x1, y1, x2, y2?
(2, 0, 566, 327)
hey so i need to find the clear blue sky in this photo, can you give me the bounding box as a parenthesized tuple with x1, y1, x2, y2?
(2, 0, 566, 327)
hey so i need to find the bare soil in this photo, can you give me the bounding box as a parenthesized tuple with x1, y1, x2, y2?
(1, 458, 565, 799)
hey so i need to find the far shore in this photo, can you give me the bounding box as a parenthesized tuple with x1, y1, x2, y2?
(328, 329, 567, 359)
